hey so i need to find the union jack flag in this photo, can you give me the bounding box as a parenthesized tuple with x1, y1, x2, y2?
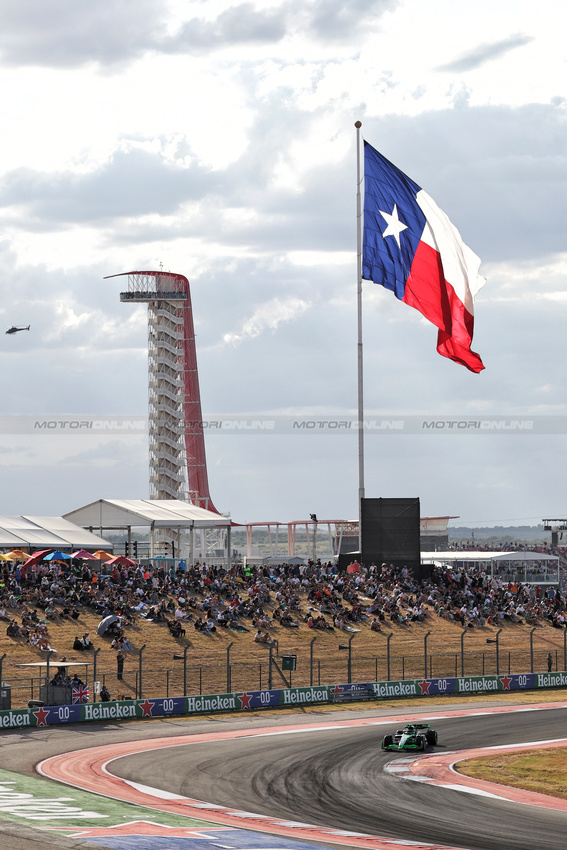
(72, 684, 90, 703)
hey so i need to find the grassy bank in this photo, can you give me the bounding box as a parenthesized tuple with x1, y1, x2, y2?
(457, 747, 567, 800)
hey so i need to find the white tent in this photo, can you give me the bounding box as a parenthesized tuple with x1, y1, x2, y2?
(0, 516, 112, 550)
(64, 499, 230, 529)
(63, 499, 231, 564)
(421, 550, 559, 585)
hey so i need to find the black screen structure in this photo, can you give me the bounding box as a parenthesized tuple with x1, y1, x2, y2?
(360, 497, 420, 569)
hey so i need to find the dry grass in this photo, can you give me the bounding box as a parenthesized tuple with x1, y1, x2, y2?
(2, 593, 566, 707)
(457, 748, 567, 799)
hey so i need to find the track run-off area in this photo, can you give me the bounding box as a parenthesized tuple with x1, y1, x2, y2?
(14, 700, 562, 850)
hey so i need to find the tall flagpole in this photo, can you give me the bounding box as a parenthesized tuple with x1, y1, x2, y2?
(355, 120, 364, 551)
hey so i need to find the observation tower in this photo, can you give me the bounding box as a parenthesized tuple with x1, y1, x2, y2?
(106, 269, 217, 513)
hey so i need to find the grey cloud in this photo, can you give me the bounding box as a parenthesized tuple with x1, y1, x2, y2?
(0, 0, 397, 69)
(0, 1, 291, 69)
(0, 336, 149, 413)
(167, 0, 393, 54)
(0, 148, 219, 224)
(0, 0, 166, 68)
(165, 3, 288, 52)
(0, 101, 564, 268)
(307, 0, 399, 41)
(438, 33, 534, 73)
(0, 440, 149, 516)
(198, 100, 567, 263)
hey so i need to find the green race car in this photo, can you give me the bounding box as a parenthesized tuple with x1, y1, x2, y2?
(381, 722, 438, 751)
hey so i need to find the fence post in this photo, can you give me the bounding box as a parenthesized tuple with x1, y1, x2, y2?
(46, 650, 54, 702)
(226, 642, 234, 693)
(309, 637, 317, 686)
(495, 629, 502, 675)
(268, 644, 273, 690)
(387, 633, 392, 681)
(0, 653, 5, 692)
(348, 634, 354, 683)
(338, 635, 355, 683)
(93, 647, 100, 696)
(564, 628, 566, 672)
(460, 629, 467, 676)
(138, 644, 146, 699)
(183, 644, 189, 695)
(424, 632, 431, 680)
(530, 627, 536, 673)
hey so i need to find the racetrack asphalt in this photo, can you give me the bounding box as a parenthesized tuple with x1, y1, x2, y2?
(2, 698, 567, 850)
(105, 706, 567, 850)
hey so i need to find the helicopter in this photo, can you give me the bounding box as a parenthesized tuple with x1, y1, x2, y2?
(6, 325, 30, 335)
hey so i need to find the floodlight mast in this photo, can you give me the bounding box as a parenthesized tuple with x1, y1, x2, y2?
(106, 270, 217, 514)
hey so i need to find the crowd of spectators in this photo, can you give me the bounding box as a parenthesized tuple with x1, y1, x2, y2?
(425, 567, 566, 628)
(0, 553, 566, 660)
(448, 540, 567, 587)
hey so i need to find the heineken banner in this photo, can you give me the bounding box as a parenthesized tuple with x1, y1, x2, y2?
(1, 671, 566, 729)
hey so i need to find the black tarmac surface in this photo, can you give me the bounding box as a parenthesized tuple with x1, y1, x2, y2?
(109, 706, 567, 850)
(1, 700, 566, 850)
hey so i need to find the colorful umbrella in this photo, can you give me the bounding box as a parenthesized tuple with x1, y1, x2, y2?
(104, 555, 137, 567)
(43, 551, 73, 561)
(5, 549, 29, 561)
(91, 550, 114, 561)
(23, 549, 53, 568)
(70, 550, 97, 560)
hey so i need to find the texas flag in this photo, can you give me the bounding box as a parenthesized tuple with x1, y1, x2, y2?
(362, 141, 486, 373)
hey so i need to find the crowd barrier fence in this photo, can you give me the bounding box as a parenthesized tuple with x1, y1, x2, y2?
(1, 669, 567, 729)
(2, 638, 566, 707)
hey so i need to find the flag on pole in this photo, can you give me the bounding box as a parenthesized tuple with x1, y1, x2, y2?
(362, 141, 485, 373)
(72, 684, 90, 703)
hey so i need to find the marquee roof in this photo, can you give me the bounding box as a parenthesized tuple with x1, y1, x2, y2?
(63, 499, 230, 530)
(0, 516, 112, 550)
(421, 550, 559, 563)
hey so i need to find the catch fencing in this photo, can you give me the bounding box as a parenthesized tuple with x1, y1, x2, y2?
(2, 628, 566, 706)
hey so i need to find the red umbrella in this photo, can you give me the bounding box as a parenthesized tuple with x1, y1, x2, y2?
(104, 555, 137, 567)
(23, 549, 53, 568)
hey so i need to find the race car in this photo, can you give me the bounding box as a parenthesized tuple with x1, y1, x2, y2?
(381, 723, 438, 751)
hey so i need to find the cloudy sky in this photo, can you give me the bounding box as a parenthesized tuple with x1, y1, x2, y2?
(0, 0, 565, 530)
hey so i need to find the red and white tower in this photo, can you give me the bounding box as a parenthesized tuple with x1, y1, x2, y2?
(106, 269, 217, 512)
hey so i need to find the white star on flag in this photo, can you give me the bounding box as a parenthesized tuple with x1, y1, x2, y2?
(379, 204, 408, 247)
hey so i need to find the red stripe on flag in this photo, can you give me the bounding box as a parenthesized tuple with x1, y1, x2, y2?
(402, 240, 484, 373)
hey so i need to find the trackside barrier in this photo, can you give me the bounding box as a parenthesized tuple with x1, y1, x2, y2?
(1, 671, 567, 729)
